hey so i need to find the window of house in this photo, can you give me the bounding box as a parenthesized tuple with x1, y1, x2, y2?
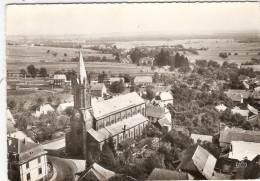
(27, 173, 30, 181)
(38, 167, 42, 175)
(38, 157, 41, 164)
(125, 134, 128, 139)
(26, 162, 29, 169)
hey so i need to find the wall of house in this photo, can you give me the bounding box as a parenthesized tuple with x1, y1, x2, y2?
(20, 154, 48, 181)
(159, 100, 173, 107)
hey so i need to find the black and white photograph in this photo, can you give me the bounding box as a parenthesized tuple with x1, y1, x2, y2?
(3, 1, 260, 181)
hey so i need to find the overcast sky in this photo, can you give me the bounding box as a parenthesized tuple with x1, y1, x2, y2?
(6, 2, 260, 36)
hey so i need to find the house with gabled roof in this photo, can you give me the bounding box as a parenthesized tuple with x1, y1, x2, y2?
(134, 76, 153, 86)
(90, 83, 107, 98)
(176, 145, 217, 180)
(146, 105, 171, 124)
(57, 102, 74, 113)
(229, 141, 260, 161)
(152, 91, 173, 107)
(77, 163, 115, 181)
(231, 106, 249, 119)
(191, 134, 212, 144)
(215, 104, 227, 112)
(7, 137, 48, 181)
(147, 168, 194, 180)
(35, 104, 54, 118)
(225, 89, 250, 104)
(219, 127, 260, 148)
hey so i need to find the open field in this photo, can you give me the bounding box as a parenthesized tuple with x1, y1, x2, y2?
(6, 44, 114, 63)
(113, 39, 260, 65)
(7, 61, 155, 75)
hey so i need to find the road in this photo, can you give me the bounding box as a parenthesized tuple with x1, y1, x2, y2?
(48, 156, 76, 181)
(43, 138, 65, 150)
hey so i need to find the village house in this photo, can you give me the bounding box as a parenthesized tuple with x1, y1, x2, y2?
(176, 145, 217, 180)
(251, 75, 260, 86)
(190, 134, 213, 143)
(90, 83, 107, 98)
(147, 168, 194, 180)
(215, 156, 260, 179)
(57, 102, 74, 114)
(77, 163, 115, 181)
(225, 89, 250, 104)
(7, 137, 48, 181)
(134, 76, 153, 86)
(53, 74, 71, 87)
(35, 104, 54, 118)
(215, 104, 227, 112)
(109, 77, 124, 85)
(154, 117, 172, 133)
(9, 131, 34, 143)
(152, 91, 173, 107)
(219, 127, 260, 148)
(146, 105, 171, 124)
(231, 106, 249, 120)
(66, 52, 148, 158)
(228, 141, 260, 161)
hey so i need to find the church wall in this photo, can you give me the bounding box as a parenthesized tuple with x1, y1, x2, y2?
(116, 113, 121, 123)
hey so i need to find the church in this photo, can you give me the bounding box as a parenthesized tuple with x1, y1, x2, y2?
(66, 52, 148, 159)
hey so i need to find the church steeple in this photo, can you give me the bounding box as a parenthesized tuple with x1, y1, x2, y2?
(77, 52, 87, 84)
(73, 51, 91, 109)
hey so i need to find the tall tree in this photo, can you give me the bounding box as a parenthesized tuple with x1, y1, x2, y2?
(27, 65, 38, 78)
(39, 67, 48, 77)
(98, 71, 108, 83)
(20, 69, 27, 78)
(110, 80, 125, 93)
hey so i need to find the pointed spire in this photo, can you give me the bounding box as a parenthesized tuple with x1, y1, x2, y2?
(77, 51, 87, 84)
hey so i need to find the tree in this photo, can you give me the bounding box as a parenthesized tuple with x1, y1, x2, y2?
(178, 66, 190, 73)
(153, 72, 160, 83)
(20, 69, 27, 78)
(27, 65, 38, 78)
(146, 87, 155, 101)
(123, 74, 131, 83)
(144, 153, 165, 174)
(65, 69, 77, 81)
(8, 100, 17, 110)
(98, 71, 108, 83)
(39, 67, 48, 77)
(110, 80, 125, 93)
(108, 136, 117, 156)
(86, 151, 94, 169)
(129, 47, 146, 64)
(219, 52, 228, 59)
(154, 48, 172, 67)
(14, 110, 33, 132)
(53, 52, 58, 57)
(54, 70, 63, 74)
(195, 60, 208, 67)
(99, 146, 116, 170)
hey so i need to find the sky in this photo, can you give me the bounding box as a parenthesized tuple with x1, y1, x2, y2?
(5, 2, 260, 36)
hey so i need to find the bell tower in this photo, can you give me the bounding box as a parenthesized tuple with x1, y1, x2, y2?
(68, 51, 92, 159)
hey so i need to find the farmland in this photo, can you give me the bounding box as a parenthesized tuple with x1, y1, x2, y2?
(6, 36, 260, 76)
